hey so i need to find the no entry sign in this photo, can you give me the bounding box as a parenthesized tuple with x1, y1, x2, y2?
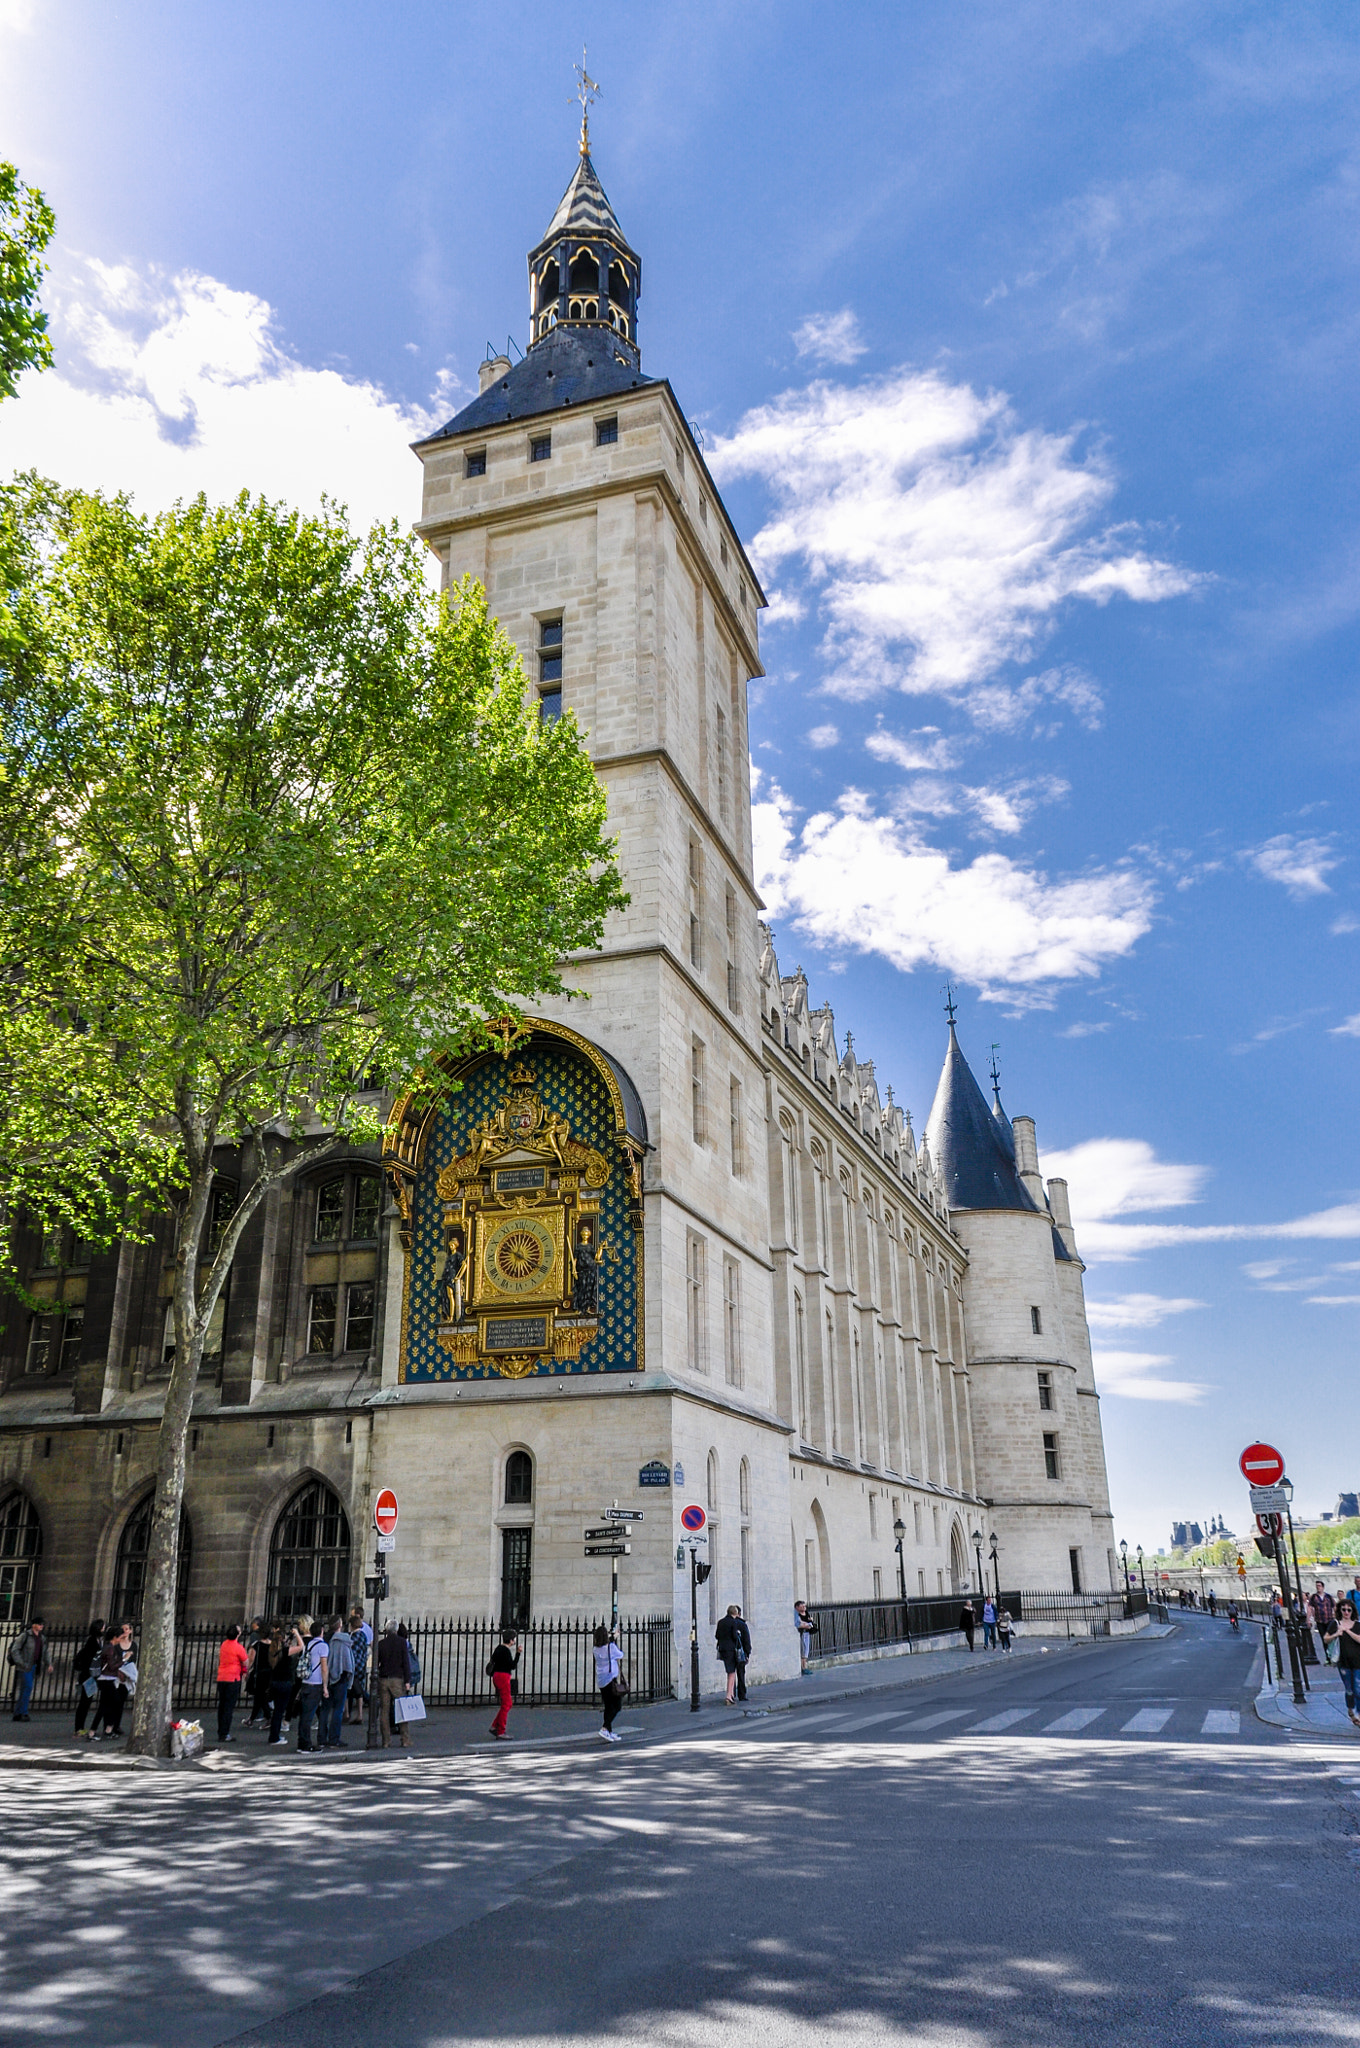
(680, 1503, 707, 1533)
(374, 1488, 399, 1535)
(1238, 1442, 1285, 1488)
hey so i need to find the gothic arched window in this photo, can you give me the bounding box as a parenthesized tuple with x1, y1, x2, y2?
(0, 1494, 41, 1623)
(266, 1481, 351, 1622)
(112, 1495, 191, 1627)
(504, 1451, 533, 1505)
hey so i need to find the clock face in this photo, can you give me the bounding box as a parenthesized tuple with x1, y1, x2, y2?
(479, 1214, 560, 1300)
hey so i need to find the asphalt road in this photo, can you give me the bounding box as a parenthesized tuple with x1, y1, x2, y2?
(6, 1617, 1358, 2048)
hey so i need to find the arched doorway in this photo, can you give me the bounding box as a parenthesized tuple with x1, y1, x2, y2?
(810, 1498, 831, 1601)
(266, 1480, 351, 1622)
(112, 1495, 191, 1627)
(950, 1520, 969, 1594)
(0, 1495, 41, 1623)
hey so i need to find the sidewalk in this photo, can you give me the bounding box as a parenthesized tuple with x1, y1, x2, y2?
(0, 1624, 1168, 1772)
(1255, 1654, 1360, 1740)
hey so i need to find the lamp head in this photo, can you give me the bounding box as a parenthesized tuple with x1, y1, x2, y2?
(893, 1518, 906, 1540)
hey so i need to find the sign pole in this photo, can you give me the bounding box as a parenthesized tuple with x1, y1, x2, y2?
(1283, 1505, 1315, 1676)
(689, 1548, 700, 1713)
(611, 1501, 620, 1630)
(366, 1550, 383, 1750)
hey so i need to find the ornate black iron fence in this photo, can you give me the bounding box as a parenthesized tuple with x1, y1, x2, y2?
(0, 1614, 675, 1714)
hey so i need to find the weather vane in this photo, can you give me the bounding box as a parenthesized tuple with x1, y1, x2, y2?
(572, 46, 601, 156)
(942, 981, 957, 1026)
(989, 1042, 1002, 1094)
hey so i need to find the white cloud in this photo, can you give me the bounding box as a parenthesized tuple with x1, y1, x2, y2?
(708, 368, 1196, 705)
(968, 666, 1106, 734)
(1242, 833, 1341, 899)
(1041, 1137, 1210, 1221)
(0, 257, 444, 529)
(0, 0, 36, 31)
(1093, 1349, 1212, 1404)
(1059, 1020, 1112, 1038)
(792, 310, 867, 366)
(866, 725, 961, 773)
(753, 779, 1154, 1001)
(1085, 1293, 1206, 1330)
(1332, 914, 1360, 935)
(807, 724, 840, 750)
(1331, 1014, 1360, 1038)
(1306, 1296, 1360, 1306)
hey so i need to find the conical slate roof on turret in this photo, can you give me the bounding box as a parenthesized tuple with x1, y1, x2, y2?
(534, 151, 639, 262)
(925, 1025, 1039, 1213)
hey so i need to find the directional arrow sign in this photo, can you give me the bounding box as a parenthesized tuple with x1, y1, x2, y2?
(603, 1509, 644, 1521)
(584, 1526, 619, 1540)
(585, 1543, 630, 1557)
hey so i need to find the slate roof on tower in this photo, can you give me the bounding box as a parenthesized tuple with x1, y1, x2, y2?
(925, 1024, 1040, 1214)
(422, 328, 653, 442)
(537, 151, 639, 263)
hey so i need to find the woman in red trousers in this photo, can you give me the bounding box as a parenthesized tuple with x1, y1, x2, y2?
(489, 1630, 519, 1740)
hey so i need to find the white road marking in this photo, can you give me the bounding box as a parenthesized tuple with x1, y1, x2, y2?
(897, 1709, 971, 1731)
(837, 1709, 914, 1731)
(1201, 1709, 1240, 1735)
(1122, 1708, 1174, 1733)
(1043, 1707, 1106, 1733)
(971, 1709, 1038, 1733)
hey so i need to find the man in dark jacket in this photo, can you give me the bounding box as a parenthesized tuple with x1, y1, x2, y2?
(8, 1617, 50, 1720)
(376, 1622, 413, 1749)
(715, 1605, 752, 1704)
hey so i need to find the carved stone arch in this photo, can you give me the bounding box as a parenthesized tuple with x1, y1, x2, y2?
(103, 1486, 192, 1627)
(809, 1497, 831, 1601)
(239, 1465, 348, 1622)
(949, 1518, 969, 1594)
(264, 1474, 352, 1625)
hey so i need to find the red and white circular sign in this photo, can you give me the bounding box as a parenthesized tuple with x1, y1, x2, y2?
(374, 1488, 399, 1535)
(680, 1504, 707, 1532)
(1238, 1442, 1285, 1487)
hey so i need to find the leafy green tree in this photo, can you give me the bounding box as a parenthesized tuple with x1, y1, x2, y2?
(0, 487, 626, 1753)
(0, 163, 55, 401)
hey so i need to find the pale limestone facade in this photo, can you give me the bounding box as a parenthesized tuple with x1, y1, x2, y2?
(0, 147, 1116, 1680)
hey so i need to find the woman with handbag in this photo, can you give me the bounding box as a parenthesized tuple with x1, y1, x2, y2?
(716, 1605, 752, 1704)
(72, 1618, 104, 1740)
(593, 1624, 627, 1742)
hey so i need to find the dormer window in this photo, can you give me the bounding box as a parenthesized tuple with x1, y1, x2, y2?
(465, 450, 486, 478)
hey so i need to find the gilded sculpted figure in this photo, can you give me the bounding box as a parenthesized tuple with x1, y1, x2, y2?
(573, 1218, 598, 1315)
(445, 1223, 469, 1324)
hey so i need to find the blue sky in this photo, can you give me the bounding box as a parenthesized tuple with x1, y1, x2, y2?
(2, 0, 1357, 1555)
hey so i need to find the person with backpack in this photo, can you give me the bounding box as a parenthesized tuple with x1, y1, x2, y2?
(593, 1623, 626, 1743)
(8, 1615, 51, 1721)
(716, 1604, 752, 1704)
(321, 1616, 354, 1748)
(72, 1618, 105, 1739)
(488, 1630, 519, 1740)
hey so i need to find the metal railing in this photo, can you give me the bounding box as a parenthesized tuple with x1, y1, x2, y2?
(0, 1614, 675, 1714)
(805, 1587, 1159, 1658)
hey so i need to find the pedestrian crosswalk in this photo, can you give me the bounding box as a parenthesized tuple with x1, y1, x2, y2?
(746, 1700, 1244, 1744)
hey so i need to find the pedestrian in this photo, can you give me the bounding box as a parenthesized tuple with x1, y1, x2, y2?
(263, 1625, 293, 1746)
(593, 1623, 626, 1743)
(793, 1600, 818, 1674)
(959, 1600, 976, 1652)
(95, 1622, 133, 1740)
(715, 1604, 752, 1704)
(398, 1621, 422, 1697)
(282, 1614, 308, 1734)
(376, 1620, 414, 1749)
(981, 1596, 998, 1649)
(73, 1618, 105, 1740)
(347, 1605, 372, 1725)
(1314, 1583, 1336, 1663)
(242, 1617, 269, 1727)
(997, 1608, 1014, 1652)
(1322, 1600, 1360, 1729)
(321, 1616, 353, 1748)
(488, 1629, 519, 1740)
(1207, 1590, 1217, 1617)
(296, 1620, 328, 1753)
(7, 1614, 51, 1720)
(215, 1624, 251, 1744)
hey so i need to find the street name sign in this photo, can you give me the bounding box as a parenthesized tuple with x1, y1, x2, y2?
(374, 1489, 399, 1535)
(639, 1461, 671, 1488)
(604, 1508, 644, 1522)
(585, 1543, 630, 1557)
(584, 1526, 619, 1540)
(1239, 1443, 1285, 1487)
(680, 1504, 707, 1532)
(1249, 1484, 1290, 1513)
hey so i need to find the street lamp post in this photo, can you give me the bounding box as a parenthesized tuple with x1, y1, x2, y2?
(1136, 1545, 1147, 1599)
(989, 1532, 1000, 1604)
(1119, 1538, 1130, 1593)
(893, 1517, 907, 1604)
(971, 1528, 984, 1596)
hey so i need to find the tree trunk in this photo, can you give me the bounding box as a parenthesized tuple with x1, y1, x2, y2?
(125, 1276, 205, 1756)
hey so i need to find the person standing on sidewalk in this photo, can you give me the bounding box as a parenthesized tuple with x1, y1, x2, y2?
(488, 1630, 519, 1740)
(242, 1617, 269, 1728)
(997, 1609, 1014, 1652)
(376, 1621, 413, 1749)
(95, 1622, 133, 1740)
(320, 1617, 353, 1748)
(981, 1597, 998, 1649)
(716, 1605, 752, 1704)
(593, 1624, 625, 1743)
(73, 1619, 105, 1739)
(215, 1625, 251, 1744)
(264, 1626, 293, 1746)
(296, 1622, 328, 1753)
(8, 1616, 50, 1721)
(794, 1601, 818, 1673)
(959, 1601, 976, 1652)
(1323, 1600, 1360, 1728)
(347, 1606, 372, 1725)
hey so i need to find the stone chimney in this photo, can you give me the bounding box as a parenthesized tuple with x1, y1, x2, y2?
(1012, 1115, 1045, 1206)
(478, 354, 511, 394)
(1047, 1175, 1078, 1257)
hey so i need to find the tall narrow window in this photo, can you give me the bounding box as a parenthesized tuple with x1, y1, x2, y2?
(686, 1233, 708, 1374)
(315, 1177, 345, 1242)
(715, 705, 730, 824)
(780, 1118, 799, 1245)
(794, 1291, 808, 1441)
(729, 1077, 744, 1175)
(739, 1457, 751, 1614)
(1030, 1305, 1042, 1335)
(344, 1282, 375, 1353)
(1069, 1546, 1083, 1594)
(852, 1326, 866, 1462)
(1043, 1431, 1060, 1480)
(688, 839, 704, 969)
(0, 1495, 40, 1624)
(114, 1494, 191, 1626)
(707, 1449, 720, 1621)
(351, 1174, 381, 1241)
(500, 1528, 533, 1627)
(504, 1450, 533, 1504)
(691, 1039, 706, 1145)
(307, 1287, 337, 1355)
(538, 618, 563, 722)
(1037, 1369, 1053, 1412)
(723, 1257, 742, 1386)
(725, 888, 739, 1012)
(23, 1316, 51, 1375)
